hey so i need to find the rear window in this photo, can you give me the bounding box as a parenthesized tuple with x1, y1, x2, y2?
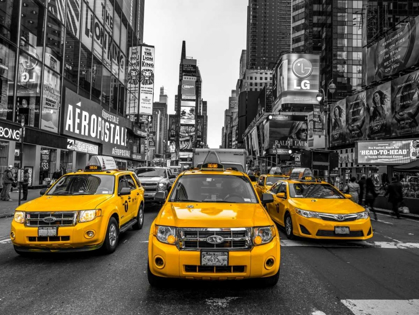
(136, 168, 165, 177)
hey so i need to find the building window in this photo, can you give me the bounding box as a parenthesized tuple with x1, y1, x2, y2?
(0, 0, 20, 43)
(64, 30, 80, 86)
(0, 40, 16, 121)
(20, 0, 45, 59)
(91, 57, 103, 104)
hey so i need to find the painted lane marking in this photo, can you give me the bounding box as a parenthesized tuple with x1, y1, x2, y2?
(205, 297, 239, 308)
(342, 299, 419, 315)
(280, 240, 419, 249)
(0, 238, 11, 244)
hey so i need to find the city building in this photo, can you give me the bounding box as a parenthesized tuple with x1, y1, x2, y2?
(0, 0, 146, 186)
(152, 102, 168, 158)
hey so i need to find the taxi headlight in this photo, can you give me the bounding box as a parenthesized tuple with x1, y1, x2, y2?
(296, 208, 321, 219)
(253, 226, 275, 245)
(79, 210, 101, 223)
(14, 211, 25, 224)
(155, 225, 177, 245)
(356, 211, 369, 220)
(157, 182, 167, 191)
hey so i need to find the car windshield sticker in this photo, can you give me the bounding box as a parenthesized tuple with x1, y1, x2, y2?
(244, 198, 251, 202)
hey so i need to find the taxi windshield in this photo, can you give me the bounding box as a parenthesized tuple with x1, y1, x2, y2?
(266, 176, 286, 186)
(169, 174, 258, 203)
(136, 168, 165, 177)
(47, 175, 115, 195)
(289, 183, 344, 199)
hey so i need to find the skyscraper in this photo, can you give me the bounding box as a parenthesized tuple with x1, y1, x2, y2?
(246, 0, 291, 70)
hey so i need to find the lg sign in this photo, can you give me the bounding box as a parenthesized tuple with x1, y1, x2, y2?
(292, 58, 313, 90)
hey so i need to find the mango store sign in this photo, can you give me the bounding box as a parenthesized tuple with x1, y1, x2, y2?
(356, 140, 417, 165)
(63, 88, 131, 158)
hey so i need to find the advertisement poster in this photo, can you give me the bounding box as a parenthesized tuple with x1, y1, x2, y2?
(66, 0, 81, 38)
(356, 140, 416, 164)
(196, 116, 204, 142)
(264, 114, 308, 152)
(41, 68, 61, 133)
(180, 106, 195, 125)
(330, 99, 347, 147)
(346, 91, 367, 142)
(180, 125, 194, 150)
(364, 15, 419, 86)
(365, 81, 392, 139)
(391, 71, 419, 137)
(181, 79, 196, 100)
(126, 46, 140, 115)
(168, 115, 178, 141)
(139, 45, 155, 115)
(182, 64, 197, 77)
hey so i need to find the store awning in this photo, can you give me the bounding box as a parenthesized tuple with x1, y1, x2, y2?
(394, 159, 419, 172)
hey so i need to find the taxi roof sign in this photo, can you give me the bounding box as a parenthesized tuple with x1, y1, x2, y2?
(86, 155, 118, 171)
(201, 150, 224, 171)
(289, 168, 314, 180)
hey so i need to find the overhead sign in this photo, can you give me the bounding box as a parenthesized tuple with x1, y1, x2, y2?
(356, 140, 417, 165)
(127, 46, 141, 115)
(88, 155, 117, 170)
(67, 138, 99, 154)
(139, 45, 155, 115)
(0, 121, 21, 142)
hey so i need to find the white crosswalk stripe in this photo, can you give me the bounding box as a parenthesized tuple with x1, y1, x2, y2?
(342, 299, 419, 315)
(0, 238, 11, 244)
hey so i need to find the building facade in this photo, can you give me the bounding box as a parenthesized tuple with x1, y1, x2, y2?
(0, 0, 146, 186)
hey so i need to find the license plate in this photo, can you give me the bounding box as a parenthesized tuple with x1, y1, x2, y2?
(335, 226, 350, 235)
(38, 227, 57, 237)
(201, 251, 228, 266)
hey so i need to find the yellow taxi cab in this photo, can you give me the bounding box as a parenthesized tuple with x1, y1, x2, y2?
(147, 151, 280, 286)
(265, 176, 373, 240)
(255, 174, 288, 199)
(10, 156, 145, 255)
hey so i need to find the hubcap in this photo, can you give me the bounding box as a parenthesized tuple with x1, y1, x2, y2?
(286, 217, 292, 235)
(109, 224, 117, 246)
(139, 206, 144, 224)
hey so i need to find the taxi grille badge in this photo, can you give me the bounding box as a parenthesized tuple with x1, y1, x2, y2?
(43, 216, 57, 223)
(336, 215, 344, 221)
(206, 235, 224, 244)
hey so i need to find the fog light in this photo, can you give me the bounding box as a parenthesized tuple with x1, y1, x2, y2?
(10, 231, 15, 240)
(265, 257, 275, 269)
(254, 236, 262, 245)
(85, 230, 95, 238)
(167, 235, 176, 244)
(155, 256, 165, 268)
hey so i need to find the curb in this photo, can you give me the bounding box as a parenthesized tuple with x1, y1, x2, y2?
(373, 207, 419, 220)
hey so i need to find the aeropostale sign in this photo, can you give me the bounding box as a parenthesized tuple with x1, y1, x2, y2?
(63, 88, 131, 158)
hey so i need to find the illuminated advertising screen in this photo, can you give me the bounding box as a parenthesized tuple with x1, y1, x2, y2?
(126, 46, 140, 115)
(181, 79, 196, 100)
(363, 15, 419, 86)
(168, 115, 178, 141)
(139, 45, 155, 115)
(180, 106, 195, 125)
(330, 99, 347, 147)
(346, 91, 367, 143)
(182, 64, 197, 76)
(180, 125, 195, 150)
(356, 140, 417, 165)
(365, 81, 392, 139)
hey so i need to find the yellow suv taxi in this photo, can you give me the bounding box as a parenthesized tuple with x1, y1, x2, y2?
(147, 151, 280, 286)
(255, 174, 288, 199)
(10, 156, 145, 255)
(265, 177, 373, 240)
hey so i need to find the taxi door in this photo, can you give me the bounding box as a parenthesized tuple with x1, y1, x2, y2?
(117, 175, 136, 225)
(266, 183, 281, 223)
(256, 175, 266, 199)
(125, 174, 142, 220)
(267, 182, 288, 225)
(276, 182, 288, 226)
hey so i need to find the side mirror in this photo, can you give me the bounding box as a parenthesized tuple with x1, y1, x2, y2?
(169, 174, 176, 179)
(249, 175, 256, 181)
(119, 187, 131, 196)
(276, 192, 286, 199)
(40, 188, 47, 195)
(344, 194, 352, 199)
(262, 193, 274, 205)
(155, 191, 167, 202)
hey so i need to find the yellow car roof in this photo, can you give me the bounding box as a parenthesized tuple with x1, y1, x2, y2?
(182, 168, 247, 176)
(69, 169, 133, 176)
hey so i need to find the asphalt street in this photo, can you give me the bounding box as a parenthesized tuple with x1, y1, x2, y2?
(0, 203, 418, 315)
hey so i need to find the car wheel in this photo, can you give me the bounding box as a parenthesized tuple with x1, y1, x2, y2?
(147, 261, 166, 287)
(101, 217, 119, 254)
(258, 268, 280, 287)
(132, 203, 144, 230)
(284, 213, 295, 240)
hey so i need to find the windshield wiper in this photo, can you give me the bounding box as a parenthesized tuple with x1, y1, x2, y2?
(174, 199, 202, 202)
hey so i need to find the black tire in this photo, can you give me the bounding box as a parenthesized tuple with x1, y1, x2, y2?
(259, 268, 280, 287)
(101, 217, 119, 254)
(147, 261, 166, 287)
(284, 213, 295, 240)
(132, 203, 144, 230)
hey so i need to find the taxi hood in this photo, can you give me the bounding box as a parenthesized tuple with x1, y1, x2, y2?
(16, 195, 113, 211)
(156, 203, 271, 228)
(290, 198, 365, 213)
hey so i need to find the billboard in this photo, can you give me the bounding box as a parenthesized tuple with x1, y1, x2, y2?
(356, 140, 417, 165)
(365, 81, 392, 139)
(168, 115, 178, 141)
(182, 64, 197, 76)
(196, 116, 204, 142)
(126, 46, 140, 115)
(41, 68, 61, 133)
(363, 15, 419, 86)
(273, 53, 320, 105)
(330, 99, 347, 147)
(180, 125, 195, 150)
(263, 114, 308, 153)
(180, 106, 195, 125)
(181, 79, 196, 100)
(391, 70, 419, 137)
(346, 91, 367, 143)
(139, 45, 155, 115)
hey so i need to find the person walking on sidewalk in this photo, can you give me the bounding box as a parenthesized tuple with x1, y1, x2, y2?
(385, 175, 403, 219)
(365, 177, 378, 220)
(1, 165, 14, 201)
(345, 177, 360, 203)
(21, 169, 29, 201)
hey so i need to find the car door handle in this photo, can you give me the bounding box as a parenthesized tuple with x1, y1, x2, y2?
(128, 196, 131, 200)
(137, 193, 140, 196)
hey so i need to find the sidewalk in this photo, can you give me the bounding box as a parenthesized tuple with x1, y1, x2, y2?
(373, 207, 419, 221)
(0, 188, 43, 218)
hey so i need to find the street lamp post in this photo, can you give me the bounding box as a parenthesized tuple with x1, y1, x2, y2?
(316, 80, 336, 150)
(18, 115, 25, 206)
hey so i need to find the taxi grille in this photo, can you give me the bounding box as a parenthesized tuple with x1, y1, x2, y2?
(28, 236, 70, 242)
(25, 212, 78, 227)
(319, 213, 358, 222)
(316, 230, 364, 237)
(184, 265, 246, 273)
(178, 228, 251, 250)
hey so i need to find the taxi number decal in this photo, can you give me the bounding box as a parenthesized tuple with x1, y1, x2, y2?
(123, 200, 128, 212)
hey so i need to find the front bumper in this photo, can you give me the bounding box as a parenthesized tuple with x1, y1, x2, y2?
(292, 214, 373, 240)
(10, 218, 106, 252)
(148, 234, 281, 280)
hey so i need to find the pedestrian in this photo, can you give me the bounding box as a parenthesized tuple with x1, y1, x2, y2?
(358, 175, 366, 205)
(21, 169, 29, 201)
(344, 177, 360, 203)
(385, 175, 403, 219)
(1, 165, 15, 201)
(365, 177, 378, 220)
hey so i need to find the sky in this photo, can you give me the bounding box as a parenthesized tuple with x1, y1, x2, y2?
(143, 0, 247, 149)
